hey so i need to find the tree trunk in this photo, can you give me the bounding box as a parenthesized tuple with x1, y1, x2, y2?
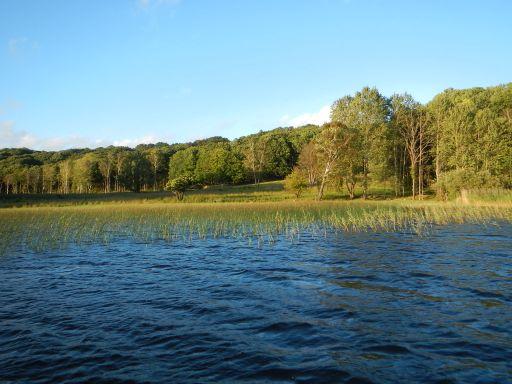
(317, 179, 326, 200)
(418, 135, 423, 198)
(346, 179, 355, 199)
(435, 130, 442, 197)
(362, 158, 368, 199)
(308, 169, 316, 187)
(410, 161, 417, 199)
(393, 142, 399, 197)
(317, 163, 331, 200)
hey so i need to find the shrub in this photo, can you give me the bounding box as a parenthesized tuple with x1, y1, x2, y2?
(434, 169, 501, 200)
(284, 168, 308, 198)
(165, 174, 195, 201)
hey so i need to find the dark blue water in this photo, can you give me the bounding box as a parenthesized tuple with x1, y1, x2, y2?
(1, 224, 511, 383)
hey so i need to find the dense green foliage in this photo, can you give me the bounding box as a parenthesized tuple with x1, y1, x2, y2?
(1, 83, 510, 199)
(165, 174, 195, 201)
(428, 85, 512, 196)
(0, 125, 319, 195)
(284, 168, 308, 198)
(0, 144, 176, 194)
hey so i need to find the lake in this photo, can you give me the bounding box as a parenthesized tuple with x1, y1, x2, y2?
(1, 223, 511, 383)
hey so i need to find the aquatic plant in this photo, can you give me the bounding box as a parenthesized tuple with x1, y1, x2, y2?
(1, 199, 511, 255)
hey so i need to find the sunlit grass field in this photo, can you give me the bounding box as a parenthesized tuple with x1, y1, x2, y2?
(0, 180, 397, 208)
(1, 182, 511, 255)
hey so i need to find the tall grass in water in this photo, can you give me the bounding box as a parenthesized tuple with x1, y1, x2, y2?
(459, 188, 512, 204)
(1, 200, 511, 254)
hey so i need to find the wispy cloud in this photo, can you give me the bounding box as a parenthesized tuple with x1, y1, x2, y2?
(279, 105, 331, 127)
(1, 121, 107, 150)
(1, 121, 36, 148)
(113, 134, 172, 147)
(0, 122, 174, 151)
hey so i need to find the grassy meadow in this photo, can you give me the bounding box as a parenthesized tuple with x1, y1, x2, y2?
(1, 182, 511, 255)
(0, 180, 396, 208)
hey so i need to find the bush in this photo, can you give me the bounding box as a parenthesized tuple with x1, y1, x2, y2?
(165, 174, 195, 200)
(284, 168, 308, 198)
(434, 169, 501, 200)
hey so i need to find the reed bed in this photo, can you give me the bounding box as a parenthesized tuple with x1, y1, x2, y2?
(1, 200, 511, 254)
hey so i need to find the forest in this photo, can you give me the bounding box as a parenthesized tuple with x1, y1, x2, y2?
(1, 83, 511, 200)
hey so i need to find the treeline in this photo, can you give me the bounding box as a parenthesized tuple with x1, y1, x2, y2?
(296, 83, 511, 199)
(1, 83, 510, 199)
(164, 82, 512, 200)
(0, 144, 174, 194)
(0, 126, 318, 195)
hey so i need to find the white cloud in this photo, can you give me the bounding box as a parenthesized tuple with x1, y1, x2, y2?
(113, 135, 168, 147)
(1, 121, 37, 148)
(279, 105, 331, 127)
(0, 122, 173, 151)
(0, 121, 110, 150)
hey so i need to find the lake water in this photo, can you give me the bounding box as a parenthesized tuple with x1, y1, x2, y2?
(1, 224, 511, 383)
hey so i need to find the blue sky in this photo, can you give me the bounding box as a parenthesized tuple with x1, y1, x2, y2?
(1, 0, 511, 150)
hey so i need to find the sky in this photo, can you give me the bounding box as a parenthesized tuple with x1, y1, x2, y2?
(1, 0, 511, 150)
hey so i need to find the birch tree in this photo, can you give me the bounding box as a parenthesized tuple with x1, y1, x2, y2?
(315, 122, 357, 200)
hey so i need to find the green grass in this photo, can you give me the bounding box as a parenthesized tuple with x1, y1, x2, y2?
(0, 182, 287, 208)
(460, 188, 512, 204)
(0, 180, 398, 208)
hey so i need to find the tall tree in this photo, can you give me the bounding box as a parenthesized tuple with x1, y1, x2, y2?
(114, 149, 127, 192)
(147, 147, 165, 190)
(168, 147, 198, 180)
(315, 122, 357, 200)
(297, 141, 320, 187)
(427, 90, 451, 189)
(243, 136, 267, 184)
(126, 151, 150, 192)
(262, 133, 295, 179)
(391, 93, 430, 198)
(331, 87, 389, 198)
(73, 153, 100, 193)
(97, 150, 114, 193)
(59, 160, 73, 194)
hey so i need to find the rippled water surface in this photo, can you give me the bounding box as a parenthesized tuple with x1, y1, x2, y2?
(1, 224, 511, 383)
